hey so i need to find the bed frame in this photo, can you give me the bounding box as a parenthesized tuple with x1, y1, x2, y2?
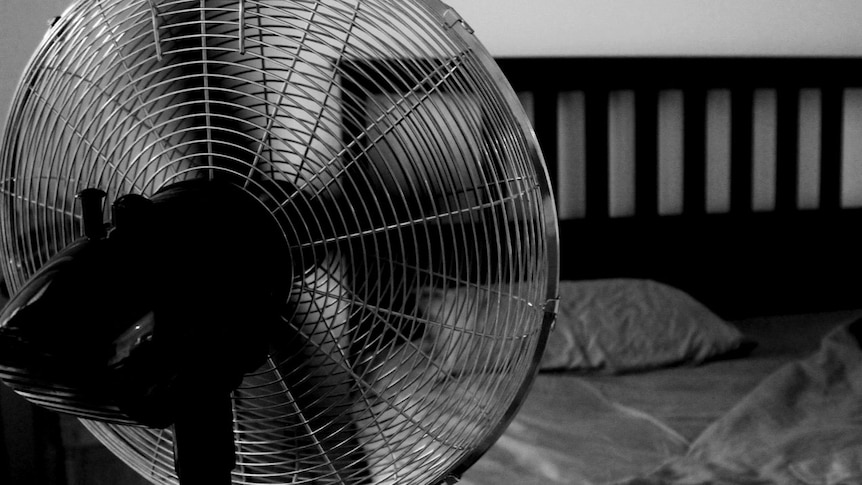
(497, 57, 862, 318)
(2, 56, 862, 484)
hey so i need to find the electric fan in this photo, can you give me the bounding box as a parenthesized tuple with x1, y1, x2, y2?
(0, 0, 558, 484)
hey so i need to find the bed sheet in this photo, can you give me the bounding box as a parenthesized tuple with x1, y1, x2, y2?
(460, 309, 862, 485)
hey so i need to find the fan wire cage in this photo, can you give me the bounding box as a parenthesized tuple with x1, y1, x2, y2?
(0, 1, 559, 484)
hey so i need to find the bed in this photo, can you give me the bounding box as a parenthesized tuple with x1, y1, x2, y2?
(461, 287, 862, 485)
(3, 55, 862, 485)
(457, 56, 862, 485)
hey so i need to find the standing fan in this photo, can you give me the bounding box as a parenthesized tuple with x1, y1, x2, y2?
(0, 1, 558, 484)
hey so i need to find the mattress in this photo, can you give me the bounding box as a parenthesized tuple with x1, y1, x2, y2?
(461, 309, 862, 485)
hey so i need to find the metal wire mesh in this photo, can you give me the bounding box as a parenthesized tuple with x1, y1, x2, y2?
(0, 1, 558, 484)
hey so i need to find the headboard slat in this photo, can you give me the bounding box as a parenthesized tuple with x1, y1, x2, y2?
(706, 89, 732, 214)
(584, 88, 610, 218)
(608, 90, 636, 217)
(533, 89, 559, 194)
(556, 91, 586, 219)
(730, 88, 754, 213)
(634, 89, 659, 217)
(752, 89, 778, 212)
(775, 87, 801, 212)
(842, 89, 862, 208)
(797, 89, 822, 210)
(658, 90, 685, 215)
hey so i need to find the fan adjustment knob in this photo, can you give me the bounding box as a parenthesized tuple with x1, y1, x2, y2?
(76, 188, 107, 240)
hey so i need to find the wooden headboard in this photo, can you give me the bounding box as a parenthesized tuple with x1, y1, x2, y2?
(497, 57, 862, 318)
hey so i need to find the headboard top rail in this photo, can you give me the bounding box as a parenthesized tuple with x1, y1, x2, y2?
(498, 57, 862, 91)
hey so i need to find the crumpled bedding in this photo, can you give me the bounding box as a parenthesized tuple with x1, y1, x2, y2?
(624, 318, 862, 485)
(459, 374, 689, 485)
(461, 313, 862, 485)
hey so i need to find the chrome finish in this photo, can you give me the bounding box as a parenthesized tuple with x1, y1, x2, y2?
(0, 1, 559, 484)
(145, 0, 163, 61)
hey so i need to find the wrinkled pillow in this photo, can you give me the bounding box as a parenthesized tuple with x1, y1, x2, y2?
(540, 279, 745, 373)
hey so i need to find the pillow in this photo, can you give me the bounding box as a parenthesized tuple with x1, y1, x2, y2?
(540, 279, 746, 373)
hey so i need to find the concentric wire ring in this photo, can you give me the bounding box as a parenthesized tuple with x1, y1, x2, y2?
(0, 1, 558, 484)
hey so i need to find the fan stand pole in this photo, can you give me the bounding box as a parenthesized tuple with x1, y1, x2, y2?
(172, 389, 236, 485)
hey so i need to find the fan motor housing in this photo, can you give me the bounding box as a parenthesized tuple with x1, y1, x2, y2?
(0, 180, 290, 427)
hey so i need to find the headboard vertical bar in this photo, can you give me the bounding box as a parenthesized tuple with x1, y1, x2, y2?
(516, 91, 535, 125)
(584, 89, 610, 218)
(533, 90, 559, 199)
(706, 89, 732, 213)
(608, 90, 636, 217)
(841, 89, 862, 208)
(775, 88, 800, 211)
(683, 89, 707, 215)
(752, 89, 778, 212)
(557, 91, 586, 219)
(635, 89, 659, 216)
(658, 90, 685, 215)
(820, 87, 844, 210)
(797, 89, 822, 210)
(730, 88, 754, 213)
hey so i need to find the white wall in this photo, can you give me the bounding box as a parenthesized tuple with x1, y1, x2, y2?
(0, 0, 71, 135)
(3, 0, 862, 133)
(446, 0, 862, 57)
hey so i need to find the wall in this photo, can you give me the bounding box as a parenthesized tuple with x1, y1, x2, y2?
(0, 1, 71, 135)
(445, 0, 862, 57)
(4, 0, 862, 132)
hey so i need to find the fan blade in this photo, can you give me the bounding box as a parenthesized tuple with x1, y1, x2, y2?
(281, 251, 368, 482)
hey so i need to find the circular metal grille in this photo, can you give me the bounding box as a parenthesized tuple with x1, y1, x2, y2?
(0, 1, 558, 484)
